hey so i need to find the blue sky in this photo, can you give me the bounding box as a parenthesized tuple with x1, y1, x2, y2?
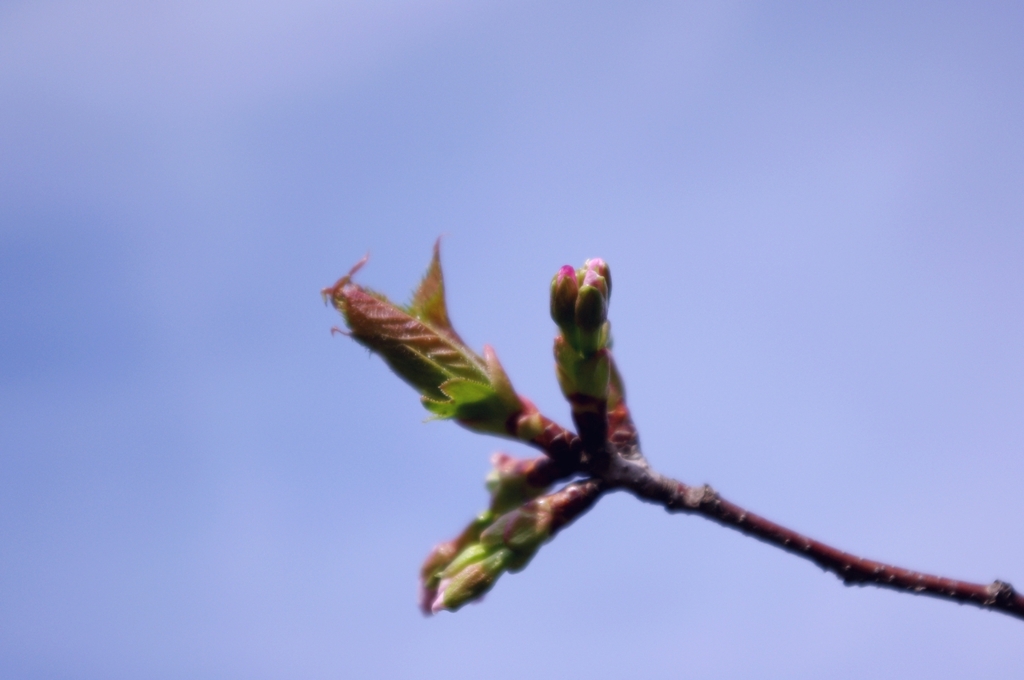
(1, 2, 1022, 678)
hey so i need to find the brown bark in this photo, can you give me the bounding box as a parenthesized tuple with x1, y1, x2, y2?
(591, 456, 1024, 621)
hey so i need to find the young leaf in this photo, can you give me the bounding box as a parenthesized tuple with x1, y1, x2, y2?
(439, 378, 494, 403)
(331, 284, 487, 400)
(406, 239, 463, 344)
(324, 246, 525, 435)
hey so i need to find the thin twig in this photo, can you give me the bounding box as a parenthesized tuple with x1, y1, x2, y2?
(602, 460, 1024, 621)
(506, 382, 1022, 621)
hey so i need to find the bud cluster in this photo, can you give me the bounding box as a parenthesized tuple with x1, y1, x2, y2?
(550, 259, 612, 356)
(485, 452, 551, 514)
(420, 452, 555, 614)
(420, 479, 600, 614)
(425, 496, 555, 614)
(550, 259, 613, 407)
(328, 245, 611, 616)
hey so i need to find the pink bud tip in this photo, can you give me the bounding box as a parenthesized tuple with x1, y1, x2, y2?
(490, 452, 516, 474)
(582, 258, 611, 299)
(419, 584, 438, 615)
(581, 269, 603, 289)
(430, 579, 452, 614)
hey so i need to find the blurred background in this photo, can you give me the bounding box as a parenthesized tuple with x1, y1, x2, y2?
(2, 1, 1022, 677)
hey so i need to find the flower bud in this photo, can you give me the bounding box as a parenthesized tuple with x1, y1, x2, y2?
(580, 267, 609, 299)
(574, 282, 607, 333)
(425, 480, 604, 614)
(580, 258, 611, 300)
(432, 547, 514, 613)
(479, 497, 553, 555)
(550, 265, 579, 332)
(417, 511, 497, 614)
(485, 452, 549, 515)
(418, 540, 461, 614)
(574, 279, 608, 356)
(439, 543, 490, 579)
(421, 541, 461, 584)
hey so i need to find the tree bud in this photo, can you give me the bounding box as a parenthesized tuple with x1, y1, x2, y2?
(485, 452, 549, 515)
(550, 265, 579, 331)
(479, 497, 553, 555)
(580, 268, 608, 299)
(575, 283, 607, 333)
(580, 258, 611, 300)
(432, 547, 514, 613)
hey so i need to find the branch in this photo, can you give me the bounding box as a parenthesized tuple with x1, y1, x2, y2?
(325, 245, 1021, 623)
(602, 457, 1024, 621)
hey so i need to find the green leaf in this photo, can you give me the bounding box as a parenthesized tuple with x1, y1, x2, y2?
(438, 378, 494, 404)
(435, 377, 519, 434)
(421, 397, 459, 419)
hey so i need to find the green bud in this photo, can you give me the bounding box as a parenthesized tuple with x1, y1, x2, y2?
(421, 541, 460, 584)
(485, 452, 550, 515)
(425, 480, 604, 614)
(418, 540, 460, 614)
(432, 547, 514, 613)
(479, 497, 553, 555)
(549, 259, 611, 356)
(439, 543, 490, 580)
(574, 267, 610, 355)
(575, 283, 606, 333)
(418, 507, 501, 615)
(431, 498, 555, 613)
(550, 265, 579, 333)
